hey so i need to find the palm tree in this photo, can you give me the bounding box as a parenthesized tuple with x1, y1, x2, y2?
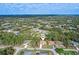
(63, 32, 72, 48)
(30, 32, 40, 48)
(46, 31, 55, 41)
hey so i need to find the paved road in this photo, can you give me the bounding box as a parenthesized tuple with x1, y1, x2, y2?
(13, 48, 22, 55)
(51, 46, 59, 55)
(13, 47, 59, 55)
(0, 45, 58, 55)
(0, 46, 11, 48)
(0, 45, 77, 55)
(71, 41, 79, 52)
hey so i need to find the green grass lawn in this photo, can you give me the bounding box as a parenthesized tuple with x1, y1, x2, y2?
(55, 48, 78, 55)
(63, 51, 78, 55)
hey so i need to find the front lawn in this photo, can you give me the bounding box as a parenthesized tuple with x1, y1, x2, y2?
(55, 48, 78, 55)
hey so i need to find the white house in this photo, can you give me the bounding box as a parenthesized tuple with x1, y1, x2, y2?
(23, 40, 31, 48)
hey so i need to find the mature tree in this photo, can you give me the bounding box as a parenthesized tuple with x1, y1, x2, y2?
(0, 47, 15, 55)
(46, 31, 55, 41)
(30, 32, 41, 48)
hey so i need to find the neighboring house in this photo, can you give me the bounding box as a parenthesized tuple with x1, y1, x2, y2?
(3, 29, 20, 35)
(13, 31, 20, 35)
(54, 41, 65, 48)
(3, 29, 13, 32)
(40, 33, 45, 40)
(48, 41, 55, 46)
(39, 41, 47, 48)
(77, 25, 79, 28)
(23, 40, 31, 48)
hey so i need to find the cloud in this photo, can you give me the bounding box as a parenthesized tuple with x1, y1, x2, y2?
(0, 3, 79, 15)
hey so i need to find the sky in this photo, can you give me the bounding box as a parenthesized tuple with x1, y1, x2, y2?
(0, 3, 79, 15)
